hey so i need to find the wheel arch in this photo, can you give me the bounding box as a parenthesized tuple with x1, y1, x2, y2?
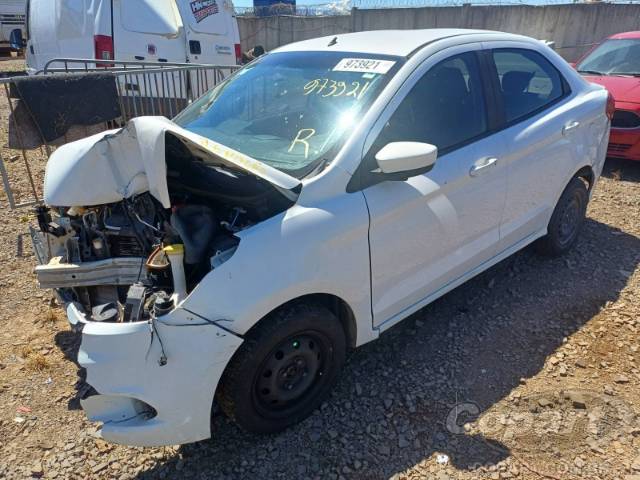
(573, 164, 595, 192)
(212, 293, 357, 425)
(246, 293, 358, 350)
(550, 163, 595, 213)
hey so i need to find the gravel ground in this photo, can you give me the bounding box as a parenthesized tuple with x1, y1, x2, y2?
(0, 58, 639, 480)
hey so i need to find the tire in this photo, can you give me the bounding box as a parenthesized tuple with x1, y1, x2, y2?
(535, 177, 588, 257)
(216, 302, 346, 434)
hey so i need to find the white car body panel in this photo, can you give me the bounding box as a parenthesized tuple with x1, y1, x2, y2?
(74, 304, 243, 447)
(184, 187, 375, 344)
(359, 42, 508, 326)
(479, 40, 611, 251)
(35, 29, 611, 446)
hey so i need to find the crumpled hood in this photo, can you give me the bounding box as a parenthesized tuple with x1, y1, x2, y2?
(583, 74, 640, 104)
(44, 116, 302, 208)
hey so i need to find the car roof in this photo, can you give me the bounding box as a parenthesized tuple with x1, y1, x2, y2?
(273, 29, 523, 57)
(608, 31, 640, 40)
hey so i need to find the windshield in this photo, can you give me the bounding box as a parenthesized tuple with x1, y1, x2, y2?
(577, 38, 640, 76)
(174, 51, 403, 178)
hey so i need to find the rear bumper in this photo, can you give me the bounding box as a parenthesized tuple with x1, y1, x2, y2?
(608, 128, 640, 161)
(75, 306, 243, 446)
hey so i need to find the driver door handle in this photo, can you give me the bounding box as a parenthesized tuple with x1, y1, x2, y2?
(562, 121, 580, 135)
(469, 157, 498, 177)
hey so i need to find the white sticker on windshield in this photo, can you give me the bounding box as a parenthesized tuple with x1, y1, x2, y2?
(333, 58, 396, 74)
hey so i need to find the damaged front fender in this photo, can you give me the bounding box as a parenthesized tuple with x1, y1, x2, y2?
(78, 307, 242, 447)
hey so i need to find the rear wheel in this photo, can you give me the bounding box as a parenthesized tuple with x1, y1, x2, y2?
(217, 302, 346, 434)
(536, 177, 588, 257)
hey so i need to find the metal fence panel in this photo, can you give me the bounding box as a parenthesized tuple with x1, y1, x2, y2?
(0, 60, 240, 210)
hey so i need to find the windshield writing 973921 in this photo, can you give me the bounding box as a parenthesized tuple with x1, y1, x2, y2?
(173, 51, 402, 178)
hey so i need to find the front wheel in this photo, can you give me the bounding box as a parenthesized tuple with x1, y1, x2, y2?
(535, 177, 589, 257)
(217, 302, 346, 434)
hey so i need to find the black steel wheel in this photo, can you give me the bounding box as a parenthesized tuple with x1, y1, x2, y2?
(252, 332, 330, 418)
(217, 302, 346, 434)
(536, 177, 588, 257)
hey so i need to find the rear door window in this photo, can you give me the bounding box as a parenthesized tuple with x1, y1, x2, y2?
(121, 0, 181, 36)
(491, 49, 566, 124)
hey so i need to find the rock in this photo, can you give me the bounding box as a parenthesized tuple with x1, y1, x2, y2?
(604, 385, 616, 396)
(398, 435, 409, 448)
(355, 383, 363, 396)
(92, 462, 109, 474)
(615, 375, 630, 384)
(378, 445, 390, 456)
(587, 439, 604, 454)
(632, 455, 640, 471)
(575, 358, 588, 368)
(36, 440, 54, 450)
(566, 391, 587, 409)
(574, 457, 585, 468)
(31, 461, 44, 478)
(538, 398, 553, 408)
(328, 429, 338, 439)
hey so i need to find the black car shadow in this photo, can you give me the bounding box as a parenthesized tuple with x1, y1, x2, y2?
(54, 328, 85, 411)
(56, 217, 639, 479)
(602, 157, 640, 182)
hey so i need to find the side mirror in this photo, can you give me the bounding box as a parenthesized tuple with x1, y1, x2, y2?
(9, 29, 25, 50)
(375, 141, 438, 176)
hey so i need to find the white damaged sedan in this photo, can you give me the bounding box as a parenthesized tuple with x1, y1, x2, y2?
(32, 29, 611, 446)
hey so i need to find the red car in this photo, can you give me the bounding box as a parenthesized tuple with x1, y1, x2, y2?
(575, 31, 640, 161)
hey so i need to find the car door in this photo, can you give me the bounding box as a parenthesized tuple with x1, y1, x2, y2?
(482, 44, 580, 250)
(359, 44, 509, 329)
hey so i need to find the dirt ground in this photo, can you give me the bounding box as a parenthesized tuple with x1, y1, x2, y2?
(0, 59, 639, 480)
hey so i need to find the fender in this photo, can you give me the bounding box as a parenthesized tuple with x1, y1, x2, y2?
(181, 191, 378, 347)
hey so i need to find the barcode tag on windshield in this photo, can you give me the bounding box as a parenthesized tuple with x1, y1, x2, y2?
(333, 58, 396, 74)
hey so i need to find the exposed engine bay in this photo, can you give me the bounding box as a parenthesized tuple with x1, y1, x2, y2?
(33, 128, 299, 324)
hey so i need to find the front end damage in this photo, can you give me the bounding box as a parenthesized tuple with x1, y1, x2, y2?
(31, 116, 302, 445)
(77, 308, 242, 446)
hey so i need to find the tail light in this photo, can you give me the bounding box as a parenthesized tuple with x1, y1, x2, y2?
(606, 92, 615, 121)
(94, 35, 114, 68)
(234, 43, 242, 65)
